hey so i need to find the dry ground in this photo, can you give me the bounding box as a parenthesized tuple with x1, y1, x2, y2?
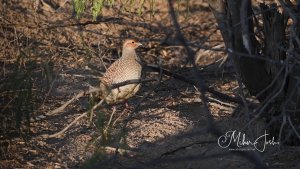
(0, 0, 299, 169)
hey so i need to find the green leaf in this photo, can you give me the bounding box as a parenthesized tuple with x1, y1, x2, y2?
(74, 0, 86, 18)
(138, 0, 145, 16)
(92, 0, 104, 20)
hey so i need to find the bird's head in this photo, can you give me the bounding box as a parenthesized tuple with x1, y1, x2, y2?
(122, 39, 142, 50)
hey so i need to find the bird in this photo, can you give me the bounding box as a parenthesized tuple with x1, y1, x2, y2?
(44, 39, 143, 137)
(99, 39, 143, 105)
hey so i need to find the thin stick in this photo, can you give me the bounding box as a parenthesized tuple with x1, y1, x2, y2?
(112, 108, 129, 127)
(46, 87, 101, 116)
(103, 106, 117, 136)
(89, 99, 105, 126)
(287, 115, 300, 140)
(145, 63, 245, 105)
(43, 100, 104, 138)
(103, 146, 136, 156)
(45, 112, 87, 138)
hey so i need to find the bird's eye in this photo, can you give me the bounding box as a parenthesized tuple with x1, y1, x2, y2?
(132, 41, 134, 43)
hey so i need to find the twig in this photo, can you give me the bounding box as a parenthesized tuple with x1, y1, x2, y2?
(58, 73, 100, 79)
(209, 102, 234, 112)
(287, 115, 300, 140)
(46, 87, 101, 116)
(110, 78, 157, 89)
(207, 96, 236, 108)
(145, 64, 245, 105)
(42, 100, 104, 138)
(112, 108, 128, 127)
(103, 146, 136, 156)
(39, 17, 123, 30)
(160, 140, 215, 158)
(43, 112, 87, 138)
(278, 113, 287, 148)
(89, 99, 105, 126)
(103, 106, 117, 136)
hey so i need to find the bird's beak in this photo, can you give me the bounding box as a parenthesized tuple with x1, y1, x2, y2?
(137, 42, 143, 46)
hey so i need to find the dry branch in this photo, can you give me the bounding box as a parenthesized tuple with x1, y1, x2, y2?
(42, 100, 104, 138)
(146, 64, 246, 105)
(103, 146, 136, 156)
(46, 87, 101, 116)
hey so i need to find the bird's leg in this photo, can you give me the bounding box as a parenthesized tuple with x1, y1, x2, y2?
(125, 102, 134, 111)
(112, 102, 132, 127)
(118, 102, 132, 120)
(88, 99, 104, 127)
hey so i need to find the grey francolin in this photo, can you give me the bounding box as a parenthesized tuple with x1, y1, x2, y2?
(99, 39, 143, 105)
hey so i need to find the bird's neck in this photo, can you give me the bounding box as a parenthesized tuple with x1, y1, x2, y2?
(121, 48, 138, 60)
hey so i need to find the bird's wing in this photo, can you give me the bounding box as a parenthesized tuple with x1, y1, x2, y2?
(101, 59, 124, 85)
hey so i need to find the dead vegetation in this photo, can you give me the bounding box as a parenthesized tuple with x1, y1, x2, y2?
(0, 0, 299, 169)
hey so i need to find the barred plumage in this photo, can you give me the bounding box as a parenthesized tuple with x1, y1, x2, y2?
(99, 39, 142, 104)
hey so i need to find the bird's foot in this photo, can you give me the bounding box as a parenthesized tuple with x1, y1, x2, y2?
(124, 103, 134, 111)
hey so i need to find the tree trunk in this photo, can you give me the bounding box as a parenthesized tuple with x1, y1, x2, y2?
(208, 0, 300, 145)
(209, 0, 272, 100)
